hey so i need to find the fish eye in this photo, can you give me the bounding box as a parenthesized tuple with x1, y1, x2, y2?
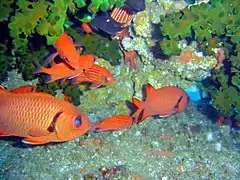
(93, 56, 98, 62)
(105, 76, 112, 82)
(74, 116, 82, 127)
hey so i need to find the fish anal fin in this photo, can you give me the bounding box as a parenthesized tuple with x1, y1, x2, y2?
(28, 128, 52, 137)
(22, 137, 50, 145)
(132, 97, 143, 109)
(0, 131, 10, 136)
(90, 83, 101, 89)
(138, 109, 152, 123)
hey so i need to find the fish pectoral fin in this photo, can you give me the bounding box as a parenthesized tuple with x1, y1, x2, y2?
(22, 137, 50, 145)
(0, 131, 10, 136)
(28, 128, 52, 137)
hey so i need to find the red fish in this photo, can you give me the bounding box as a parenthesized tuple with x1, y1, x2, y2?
(45, 32, 83, 69)
(71, 64, 115, 89)
(94, 115, 134, 132)
(0, 87, 92, 145)
(133, 84, 190, 123)
(33, 54, 98, 83)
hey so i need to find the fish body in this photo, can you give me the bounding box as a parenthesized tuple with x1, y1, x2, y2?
(133, 84, 189, 123)
(33, 54, 97, 83)
(54, 32, 81, 69)
(33, 63, 84, 83)
(0, 88, 92, 145)
(71, 64, 115, 88)
(94, 115, 134, 132)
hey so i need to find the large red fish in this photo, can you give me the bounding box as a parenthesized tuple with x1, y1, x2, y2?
(0, 87, 92, 145)
(133, 84, 190, 123)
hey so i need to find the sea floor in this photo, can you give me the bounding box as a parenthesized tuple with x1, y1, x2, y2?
(0, 98, 240, 179)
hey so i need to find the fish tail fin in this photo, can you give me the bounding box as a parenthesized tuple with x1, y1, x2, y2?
(132, 97, 152, 123)
(44, 75, 60, 84)
(132, 97, 144, 123)
(32, 65, 44, 74)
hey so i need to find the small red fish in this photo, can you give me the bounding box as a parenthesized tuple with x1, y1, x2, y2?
(71, 64, 115, 89)
(45, 32, 82, 69)
(94, 115, 134, 132)
(133, 84, 189, 123)
(0, 87, 92, 145)
(33, 54, 97, 83)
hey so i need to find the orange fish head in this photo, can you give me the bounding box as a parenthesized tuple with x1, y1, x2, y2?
(103, 74, 115, 85)
(101, 69, 115, 85)
(54, 110, 92, 141)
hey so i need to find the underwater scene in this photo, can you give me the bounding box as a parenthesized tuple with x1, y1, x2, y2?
(0, 0, 240, 179)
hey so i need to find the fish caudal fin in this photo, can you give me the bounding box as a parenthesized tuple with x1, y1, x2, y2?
(44, 75, 61, 83)
(132, 97, 143, 123)
(32, 66, 44, 74)
(43, 52, 58, 65)
(132, 97, 152, 123)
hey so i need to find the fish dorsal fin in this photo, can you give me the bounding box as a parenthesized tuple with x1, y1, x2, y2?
(10, 85, 36, 94)
(145, 83, 157, 101)
(0, 86, 11, 94)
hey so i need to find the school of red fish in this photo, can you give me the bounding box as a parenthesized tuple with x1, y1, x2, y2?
(0, 28, 189, 145)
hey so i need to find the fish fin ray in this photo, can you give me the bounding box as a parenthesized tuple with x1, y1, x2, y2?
(32, 66, 44, 74)
(145, 83, 157, 100)
(22, 137, 50, 145)
(43, 52, 58, 65)
(132, 97, 143, 109)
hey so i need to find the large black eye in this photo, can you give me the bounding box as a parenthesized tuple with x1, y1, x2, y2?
(74, 116, 82, 127)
